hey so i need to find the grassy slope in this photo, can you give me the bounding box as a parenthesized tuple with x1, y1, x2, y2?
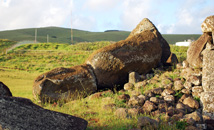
(0, 27, 200, 44)
(0, 42, 187, 130)
(0, 39, 17, 52)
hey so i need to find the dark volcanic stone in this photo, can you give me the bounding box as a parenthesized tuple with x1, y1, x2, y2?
(0, 81, 12, 96)
(0, 96, 87, 130)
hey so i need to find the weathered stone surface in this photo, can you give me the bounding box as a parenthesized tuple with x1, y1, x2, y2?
(200, 92, 214, 116)
(179, 94, 191, 102)
(0, 96, 87, 130)
(183, 97, 199, 109)
(128, 96, 144, 107)
(151, 87, 163, 95)
(192, 86, 203, 97)
(137, 116, 158, 129)
(161, 89, 175, 97)
(164, 95, 175, 102)
(86, 29, 162, 89)
(202, 49, 214, 92)
(129, 90, 141, 97)
(129, 72, 141, 84)
(127, 18, 171, 65)
(174, 80, 184, 91)
(128, 108, 140, 117)
(161, 78, 173, 87)
(134, 81, 147, 90)
(182, 60, 189, 68)
(181, 67, 194, 80)
(176, 103, 186, 110)
(184, 111, 203, 123)
(181, 89, 191, 95)
(188, 75, 201, 86)
(144, 90, 155, 97)
(186, 33, 212, 68)
(201, 15, 214, 33)
(33, 64, 97, 102)
(0, 81, 12, 96)
(138, 94, 148, 101)
(176, 63, 182, 69)
(184, 81, 192, 90)
(124, 83, 134, 91)
(150, 97, 160, 104)
(115, 108, 128, 118)
(143, 100, 157, 112)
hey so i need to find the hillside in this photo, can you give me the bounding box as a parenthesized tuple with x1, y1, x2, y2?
(0, 27, 200, 44)
(0, 27, 130, 44)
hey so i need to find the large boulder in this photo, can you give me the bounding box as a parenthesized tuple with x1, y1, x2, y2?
(86, 30, 162, 89)
(201, 15, 214, 33)
(33, 64, 97, 102)
(127, 18, 171, 65)
(186, 33, 212, 68)
(0, 96, 87, 130)
(0, 81, 12, 96)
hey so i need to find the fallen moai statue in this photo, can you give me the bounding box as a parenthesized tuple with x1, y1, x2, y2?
(33, 18, 174, 102)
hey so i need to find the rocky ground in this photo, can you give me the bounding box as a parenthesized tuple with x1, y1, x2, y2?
(89, 62, 213, 130)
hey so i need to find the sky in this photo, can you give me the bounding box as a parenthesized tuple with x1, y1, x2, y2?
(0, 0, 214, 34)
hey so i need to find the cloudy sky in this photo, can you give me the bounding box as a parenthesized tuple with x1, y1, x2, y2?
(0, 0, 214, 34)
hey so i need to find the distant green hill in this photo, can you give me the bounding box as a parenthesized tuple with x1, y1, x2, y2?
(0, 27, 201, 44)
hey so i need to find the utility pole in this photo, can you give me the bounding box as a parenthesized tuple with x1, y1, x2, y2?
(71, 11, 73, 44)
(35, 28, 37, 43)
(47, 34, 49, 43)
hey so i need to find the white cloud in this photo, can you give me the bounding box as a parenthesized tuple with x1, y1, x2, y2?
(83, 0, 122, 12)
(0, 0, 11, 7)
(119, 0, 156, 31)
(0, 0, 213, 34)
(0, 0, 73, 31)
(72, 15, 96, 31)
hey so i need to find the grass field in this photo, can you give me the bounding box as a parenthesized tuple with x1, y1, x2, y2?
(0, 41, 188, 130)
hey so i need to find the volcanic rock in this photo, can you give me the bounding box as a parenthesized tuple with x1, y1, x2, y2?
(201, 15, 214, 33)
(183, 97, 199, 109)
(33, 64, 97, 102)
(127, 18, 171, 65)
(0, 96, 87, 130)
(86, 29, 162, 89)
(186, 33, 212, 68)
(0, 81, 12, 96)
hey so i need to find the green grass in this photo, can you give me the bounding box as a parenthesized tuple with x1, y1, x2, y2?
(0, 42, 112, 72)
(170, 44, 188, 62)
(0, 41, 188, 130)
(0, 27, 200, 44)
(0, 39, 17, 53)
